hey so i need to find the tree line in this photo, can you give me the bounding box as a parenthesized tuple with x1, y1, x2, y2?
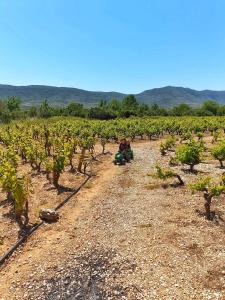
(1, 95, 225, 122)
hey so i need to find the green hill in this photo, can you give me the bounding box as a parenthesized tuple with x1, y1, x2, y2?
(1, 84, 225, 107)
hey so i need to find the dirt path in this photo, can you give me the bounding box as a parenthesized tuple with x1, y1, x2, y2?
(0, 141, 224, 300)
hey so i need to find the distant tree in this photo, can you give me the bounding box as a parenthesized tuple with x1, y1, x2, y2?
(201, 100, 219, 115)
(51, 107, 64, 116)
(149, 103, 159, 115)
(172, 103, 192, 116)
(138, 103, 149, 116)
(0, 100, 6, 112)
(157, 107, 169, 116)
(28, 106, 38, 117)
(0, 110, 11, 123)
(66, 102, 84, 117)
(194, 108, 214, 116)
(151, 103, 159, 111)
(6, 96, 21, 112)
(120, 95, 139, 117)
(217, 105, 225, 116)
(107, 98, 121, 112)
(122, 95, 138, 109)
(39, 100, 52, 118)
(98, 99, 107, 108)
(88, 107, 116, 120)
(149, 103, 167, 116)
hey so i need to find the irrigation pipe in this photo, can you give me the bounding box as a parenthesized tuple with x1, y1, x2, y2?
(0, 221, 44, 267)
(0, 151, 111, 267)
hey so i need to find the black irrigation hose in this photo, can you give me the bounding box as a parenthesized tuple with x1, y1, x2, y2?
(55, 175, 91, 211)
(0, 221, 44, 266)
(0, 151, 112, 267)
(0, 159, 94, 267)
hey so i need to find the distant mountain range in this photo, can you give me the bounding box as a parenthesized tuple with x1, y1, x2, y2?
(1, 84, 225, 108)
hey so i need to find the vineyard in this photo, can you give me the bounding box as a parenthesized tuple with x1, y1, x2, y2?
(0, 116, 225, 299)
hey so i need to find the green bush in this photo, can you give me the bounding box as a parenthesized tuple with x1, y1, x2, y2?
(175, 140, 204, 171)
(190, 175, 225, 220)
(212, 142, 225, 168)
(150, 164, 184, 185)
(160, 136, 176, 155)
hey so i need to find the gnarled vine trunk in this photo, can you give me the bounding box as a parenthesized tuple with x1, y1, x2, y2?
(53, 171, 60, 188)
(176, 174, 184, 185)
(78, 148, 86, 172)
(204, 192, 213, 220)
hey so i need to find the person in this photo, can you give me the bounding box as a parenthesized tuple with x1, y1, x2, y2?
(119, 138, 127, 153)
(126, 140, 131, 150)
(125, 140, 134, 161)
(114, 138, 127, 165)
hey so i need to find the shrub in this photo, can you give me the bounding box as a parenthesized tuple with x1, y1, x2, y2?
(211, 131, 220, 144)
(179, 131, 192, 143)
(212, 142, 225, 168)
(150, 165, 184, 186)
(175, 140, 204, 171)
(190, 176, 225, 220)
(196, 132, 204, 141)
(160, 136, 176, 156)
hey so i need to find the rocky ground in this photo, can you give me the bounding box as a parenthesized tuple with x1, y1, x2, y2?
(0, 140, 224, 300)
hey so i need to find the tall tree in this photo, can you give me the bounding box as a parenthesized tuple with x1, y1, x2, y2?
(172, 103, 192, 116)
(107, 98, 121, 112)
(122, 95, 138, 109)
(201, 100, 219, 115)
(6, 96, 21, 112)
(66, 102, 84, 116)
(39, 100, 52, 118)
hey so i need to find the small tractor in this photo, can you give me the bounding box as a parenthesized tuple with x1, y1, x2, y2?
(114, 151, 126, 165)
(114, 149, 134, 165)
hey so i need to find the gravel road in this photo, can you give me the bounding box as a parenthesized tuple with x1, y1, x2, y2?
(0, 140, 224, 300)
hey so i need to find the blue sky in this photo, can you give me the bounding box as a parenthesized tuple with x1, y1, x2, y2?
(0, 0, 224, 93)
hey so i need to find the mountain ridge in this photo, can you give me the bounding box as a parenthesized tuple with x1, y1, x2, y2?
(1, 84, 225, 107)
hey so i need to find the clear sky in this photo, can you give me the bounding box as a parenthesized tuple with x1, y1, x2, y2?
(0, 0, 224, 93)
